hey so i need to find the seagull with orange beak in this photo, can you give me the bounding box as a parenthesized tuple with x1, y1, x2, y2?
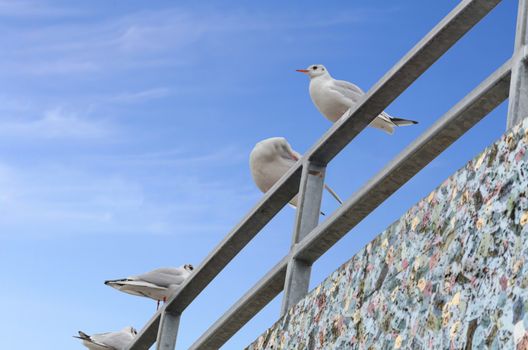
(249, 137, 342, 210)
(297, 64, 418, 134)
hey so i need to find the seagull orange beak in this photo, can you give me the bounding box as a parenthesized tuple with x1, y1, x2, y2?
(288, 150, 299, 161)
(296, 69, 309, 73)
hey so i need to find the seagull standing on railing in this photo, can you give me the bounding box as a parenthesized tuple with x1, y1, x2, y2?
(249, 137, 342, 210)
(74, 326, 137, 350)
(297, 64, 418, 134)
(104, 264, 194, 309)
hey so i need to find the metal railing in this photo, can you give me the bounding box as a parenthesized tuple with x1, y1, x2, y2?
(126, 0, 527, 349)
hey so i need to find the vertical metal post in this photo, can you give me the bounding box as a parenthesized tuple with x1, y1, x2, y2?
(156, 310, 180, 350)
(507, 0, 528, 129)
(280, 160, 325, 316)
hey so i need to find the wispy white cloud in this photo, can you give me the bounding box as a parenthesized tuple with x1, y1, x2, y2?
(19, 60, 99, 75)
(0, 107, 110, 139)
(115, 12, 206, 53)
(0, 94, 33, 113)
(0, 2, 382, 238)
(111, 87, 171, 103)
(0, 0, 81, 18)
(0, 162, 144, 236)
(0, 144, 254, 238)
(87, 146, 247, 168)
(0, 5, 373, 77)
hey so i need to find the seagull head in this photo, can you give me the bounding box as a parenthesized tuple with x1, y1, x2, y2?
(123, 326, 138, 336)
(251, 137, 299, 163)
(296, 64, 329, 79)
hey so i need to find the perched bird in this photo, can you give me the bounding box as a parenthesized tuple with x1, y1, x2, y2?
(105, 264, 194, 307)
(73, 326, 137, 350)
(249, 137, 342, 209)
(297, 64, 418, 134)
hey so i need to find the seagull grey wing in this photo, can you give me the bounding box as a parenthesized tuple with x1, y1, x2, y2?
(331, 80, 365, 105)
(379, 111, 396, 125)
(149, 267, 186, 276)
(95, 332, 134, 350)
(77, 332, 114, 349)
(137, 271, 186, 288)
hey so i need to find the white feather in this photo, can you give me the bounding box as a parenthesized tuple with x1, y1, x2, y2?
(75, 327, 137, 350)
(249, 137, 342, 208)
(301, 64, 417, 134)
(105, 265, 193, 302)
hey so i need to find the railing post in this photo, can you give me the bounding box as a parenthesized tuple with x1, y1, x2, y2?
(507, 0, 528, 129)
(280, 160, 325, 316)
(156, 310, 180, 350)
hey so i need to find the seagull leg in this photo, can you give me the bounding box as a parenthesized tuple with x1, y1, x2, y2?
(163, 297, 167, 304)
(157, 300, 160, 311)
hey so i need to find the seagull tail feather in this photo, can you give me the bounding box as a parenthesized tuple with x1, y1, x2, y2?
(390, 117, 418, 126)
(73, 331, 91, 340)
(104, 278, 127, 286)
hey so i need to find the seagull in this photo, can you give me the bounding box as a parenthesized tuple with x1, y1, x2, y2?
(104, 264, 194, 308)
(73, 326, 137, 350)
(297, 64, 418, 134)
(249, 137, 342, 210)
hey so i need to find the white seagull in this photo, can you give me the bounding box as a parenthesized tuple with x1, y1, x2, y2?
(73, 326, 137, 350)
(297, 64, 418, 134)
(249, 137, 342, 210)
(105, 264, 194, 307)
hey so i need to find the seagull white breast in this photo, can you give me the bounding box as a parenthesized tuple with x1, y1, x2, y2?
(309, 78, 353, 122)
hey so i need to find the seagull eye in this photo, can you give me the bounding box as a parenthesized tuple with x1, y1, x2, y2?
(312, 66, 317, 70)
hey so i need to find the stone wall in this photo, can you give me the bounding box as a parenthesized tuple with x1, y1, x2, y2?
(246, 118, 528, 350)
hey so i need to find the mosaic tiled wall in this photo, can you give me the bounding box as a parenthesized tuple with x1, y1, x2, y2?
(247, 119, 528, 350)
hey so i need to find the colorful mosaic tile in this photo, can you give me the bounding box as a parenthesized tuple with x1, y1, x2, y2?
(246, 118, 528, 350)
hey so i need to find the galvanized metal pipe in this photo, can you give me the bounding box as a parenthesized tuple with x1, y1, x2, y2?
(128, 311, 160, 350)
(189, 257, 289, 350)
(156, 311, 180, 350)
(125, 1, 503, 349)
(507, 0, 528, 129)
(281, 161, 325, 316)
(185, 60, 511, 350)
(308, 0, 502, 164)
(296, 59, 512, 263)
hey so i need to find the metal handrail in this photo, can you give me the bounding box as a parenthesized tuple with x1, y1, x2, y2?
(123, 0, 527, 348)
(189, 58, 512, 350)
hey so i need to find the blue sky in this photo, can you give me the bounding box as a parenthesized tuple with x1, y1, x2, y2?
(0, 0, 519, 349)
